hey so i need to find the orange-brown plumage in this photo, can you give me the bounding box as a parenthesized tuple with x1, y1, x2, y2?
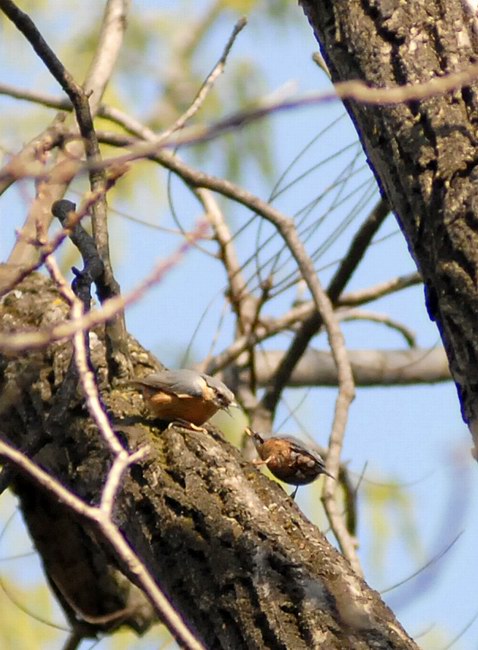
(246, 427, 333, 497)
(140, 387, 221, 426)
(131, 369, 236, 427)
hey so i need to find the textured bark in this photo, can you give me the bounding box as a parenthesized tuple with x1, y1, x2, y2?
(300, 0, 478, 440)
(0, 275, 417, 649)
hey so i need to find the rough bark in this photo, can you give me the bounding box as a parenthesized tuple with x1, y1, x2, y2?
(299, 0, 478, 444)
(0, 275, 417, 649)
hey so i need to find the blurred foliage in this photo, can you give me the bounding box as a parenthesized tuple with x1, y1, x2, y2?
(0, 4, 308, 648)
(0, 577, 61, 649)
(363, 477, 424, 579)
(0, 0, 302, 187)
(0, 1, 467, 649)
(0, 493, 63, 649)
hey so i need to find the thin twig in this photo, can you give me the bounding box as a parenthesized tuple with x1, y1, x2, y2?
(205, 270, 420, 375)
(43, 254, 123, 456)
(0, 186, 115, 298)
(338, 272, 422, 306)
(155, 17, 247, 145)
(194, 187, 258, 333)
(70, 56, 478, 160)
(0, 220, 209, 353)
(0, 0, 129, 376)
(338, 309, 417, 347)
(0, 438, 204, 650)
(82, 0, 130, 116)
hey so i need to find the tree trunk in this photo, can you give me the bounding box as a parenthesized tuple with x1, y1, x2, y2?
(300, 0, 478, 447)
(0, 274, 417, 648)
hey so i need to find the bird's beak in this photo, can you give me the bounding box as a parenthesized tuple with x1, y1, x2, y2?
(222, 400, 239, 416)
(244, 427, 264, 444)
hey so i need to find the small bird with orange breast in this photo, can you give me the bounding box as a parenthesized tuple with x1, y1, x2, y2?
(246, 427, 333, 498)
(131, 368, 236, 428)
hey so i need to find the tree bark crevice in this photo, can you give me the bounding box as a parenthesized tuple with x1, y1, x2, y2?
(0, 274, 417, 648)
(300, 0, 478, 433)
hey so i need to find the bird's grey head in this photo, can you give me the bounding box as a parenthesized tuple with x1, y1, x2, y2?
(203, 374, 236, 410)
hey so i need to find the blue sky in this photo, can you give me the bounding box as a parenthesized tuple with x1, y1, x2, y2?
(0, 2, 477, 648)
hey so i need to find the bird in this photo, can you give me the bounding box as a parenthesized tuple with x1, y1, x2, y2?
(246, 427, 333, 498)
(130, 368, 237, 428)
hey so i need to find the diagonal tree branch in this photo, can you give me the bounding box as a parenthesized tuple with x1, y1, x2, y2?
(0, 0, 131, 377)
(0, 273, 419, 648)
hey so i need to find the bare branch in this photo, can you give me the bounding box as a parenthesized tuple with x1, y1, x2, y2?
(0, 187, 112, 298)
(327, 198, 390, 300)
(259, 198, 388, 419)
(338, 309, 417, 347)
(206, 270, 420, 376)
(83, 0, 130, 116)
(0, 437, 204, 650)
(63, 53, 478, 159)
(0, 220, 209, 353)
(156, 17, 247, 144)
(0, 1, 129, 376)
(251, 347, 450, 387)
(193, 187, 258, 340)
(0, 113, 66, 197)
(338, 272, 422, 307)
(0, 81, 161, 138)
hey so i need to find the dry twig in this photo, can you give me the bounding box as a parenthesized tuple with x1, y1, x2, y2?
(0, 220, 209, 353)
(0, 0, 130, 375)
(0, 437, 204, 650)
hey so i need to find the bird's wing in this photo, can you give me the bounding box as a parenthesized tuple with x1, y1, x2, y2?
(134, 370, 206, 398)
